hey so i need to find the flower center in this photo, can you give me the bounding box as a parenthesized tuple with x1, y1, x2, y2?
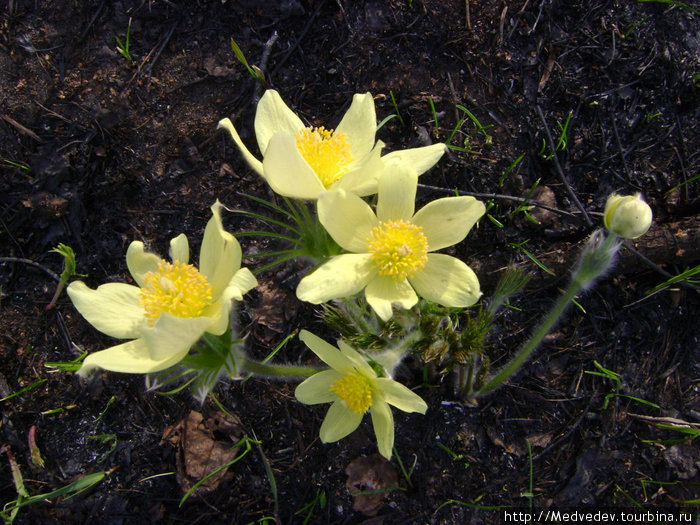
(295, 126, 354, 188)
(366, 220, 429, 280)
(330, 373, 373, 414)
(139, 260, 213, 326)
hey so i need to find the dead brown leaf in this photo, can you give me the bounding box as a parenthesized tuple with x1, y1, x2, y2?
(345, 454, 399, 516)
(486, 426, 526, 456)
(529, 185, 558, 226)
(526, 432, 554, 449)
(538, 54, 556, 92)
(253, 280, 299, 337)
(162, 410, 244, 496)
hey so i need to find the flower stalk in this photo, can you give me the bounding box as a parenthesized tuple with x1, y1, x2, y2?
(474, 231, 620, 396)
(239, 356, 320, 379)
(371, 324, 424, 377)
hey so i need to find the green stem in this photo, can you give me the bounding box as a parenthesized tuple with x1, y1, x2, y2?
(201, 331, 317, 379)
(477, 279, 583, 395)
(240, 357, 319, 379)
(374, 327, 424, 375)
(45, 279, 67, 310)
(460, 360, 474, 398)
(341, 299, 377, 336)
(476, 231, 619, 395)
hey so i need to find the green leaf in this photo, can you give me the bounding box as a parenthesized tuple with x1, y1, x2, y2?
(2, 471, 107, 520)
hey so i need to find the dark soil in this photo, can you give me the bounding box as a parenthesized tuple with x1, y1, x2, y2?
(1, 1, 699, 523)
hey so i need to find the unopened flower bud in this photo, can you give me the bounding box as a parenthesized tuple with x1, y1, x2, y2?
(603, 193, 652, 239)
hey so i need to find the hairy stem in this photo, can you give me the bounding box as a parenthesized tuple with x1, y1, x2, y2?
(476, 232, 619, 395)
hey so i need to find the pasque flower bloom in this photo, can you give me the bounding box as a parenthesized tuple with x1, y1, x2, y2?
(294, 330, 427, 459)
(603, 193, 652, 239)
(68, 201, 257, 376)
(218, 89, 445, 199)
(296, 165, 485, 320)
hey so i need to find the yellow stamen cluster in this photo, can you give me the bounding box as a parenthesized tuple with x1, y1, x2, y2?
(139, 260, 213, 326)
(296, 126, 354, 188)
(366, 220, 429, 280)
(330, 373, 373, 414)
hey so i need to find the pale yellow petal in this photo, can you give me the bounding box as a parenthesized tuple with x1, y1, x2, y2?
(335, 92, 376, 160)
(67, 281, 146, 339)
(126, 241, 162, 288)
(337, 340, 377, 378)
(319, 401, 364, 443)
(228, 267, 258, 300)
(217, 118, 264, 176)
(200, 201, 241, 298)
(142, 313, 211, 361)
(295, 369, 344, 405)
(254, 89, 305, 155)
(365, 275, 418, 321)
(382, 143, 446, 176)
(317, 190, 377, 252)
(263, 133, 326, 199)
(330, 141, 384, 197)
(376, 164, 417, 222)
(296, 254, 375, 304)
(202, 268, 256, 335)
(200, 296, 228, 336)
(299, 330, 356, 373)
(370, 397, 394, 459)
(76, 338, 189, 377)
(411, 196, 485, 251)
(374, 378, 427, 413)
(169, 234, 189, 264)
(409, 254, 481, 307)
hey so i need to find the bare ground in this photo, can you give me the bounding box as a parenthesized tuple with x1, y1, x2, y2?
(1, 1, 699, 523)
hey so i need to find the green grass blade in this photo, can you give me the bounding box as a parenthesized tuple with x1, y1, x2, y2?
(428, 97, 439, 136)
(664, 173, 700, 196)
(0, 379, 47, 402)
(4, 471, 107, 514)
(645, 265, 700, 295)
(44, 350, 87, 372)
(637, 0, 700, 16)
(256, 438, 278, 518)
(376, 113, 398, 132)
(445, 118, 466, 146)
(508, 242, 554, 276)
(389, 91, 405, 126)
(1, 158, 32, 171)
(499, 153, 525, 187)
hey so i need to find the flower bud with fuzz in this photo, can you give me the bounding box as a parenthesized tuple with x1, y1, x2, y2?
(603, 193, 652, 239)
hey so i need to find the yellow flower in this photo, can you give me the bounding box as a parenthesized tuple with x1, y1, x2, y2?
(603, 193, 652, 239)
(67, 201, 257, 376)
(294, 330, 427, 459)
(218, 89, 445, 199)
(296, 165, 485, 320)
